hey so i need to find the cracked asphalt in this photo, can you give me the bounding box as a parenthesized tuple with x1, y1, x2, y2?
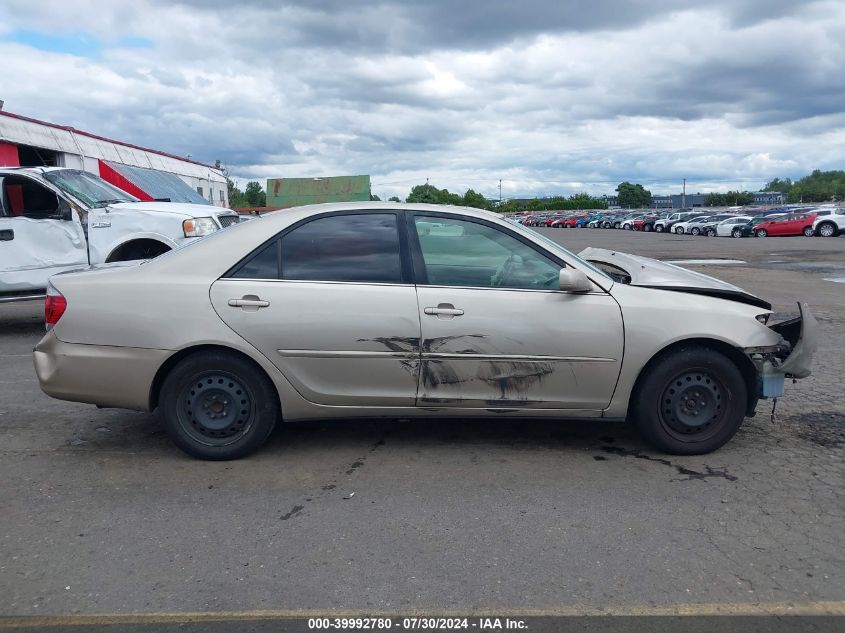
(0, 229, 843, 619)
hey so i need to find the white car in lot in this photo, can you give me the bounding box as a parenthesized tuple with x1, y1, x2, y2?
(712, 216, 754, 237)
(672, 215, 714, 235)
(813, 210, 845, 237)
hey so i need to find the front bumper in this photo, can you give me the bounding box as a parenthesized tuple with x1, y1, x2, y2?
(749, 302, 817, 399)
(33, 331, 170, 411)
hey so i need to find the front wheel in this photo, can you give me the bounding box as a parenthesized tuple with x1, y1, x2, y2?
(731, 228, 743, 238)
(756, 229, 767, 237)
(159, 351, 280, 460)
(631, 346, 748, 455)
(690, 227, 701, 236)
(803, 226, 814, 237)
(817, 222, 838, 237)
(675, 226, 685, 234)
(705, 228, 716, 237)
(654, 224, 664, 233)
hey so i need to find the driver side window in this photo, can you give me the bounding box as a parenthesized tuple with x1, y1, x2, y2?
(413, 216, 561, 290)
(1, 176, 61, 219)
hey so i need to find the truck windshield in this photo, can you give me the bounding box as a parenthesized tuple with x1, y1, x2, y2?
(43, 170, 138, 208)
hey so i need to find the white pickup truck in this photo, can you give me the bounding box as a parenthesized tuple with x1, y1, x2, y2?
(0, 167, 242, 302)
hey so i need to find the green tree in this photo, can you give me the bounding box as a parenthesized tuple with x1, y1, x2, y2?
(705, 191, 755, 206)
(763, 177, 792, 193)
(461, 188, 489, 209)
(244, 181, 266, 207)
(370, 194, 381, 201)
(388, 196, 401, 202)
(615, 181, 652, 208)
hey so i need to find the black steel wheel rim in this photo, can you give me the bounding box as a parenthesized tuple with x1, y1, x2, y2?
(658, 370, 726, 441)
(176, 371, 255, 447)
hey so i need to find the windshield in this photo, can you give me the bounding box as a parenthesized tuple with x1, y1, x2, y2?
(44, 169, 138, 208)
(505, 218, 612, 282)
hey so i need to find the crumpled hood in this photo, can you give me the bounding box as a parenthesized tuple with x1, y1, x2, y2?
(579, 247, 771, 310)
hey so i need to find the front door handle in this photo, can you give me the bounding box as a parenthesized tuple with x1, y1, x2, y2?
(228, 295, 270, 311)
(0, 229, 13, 241)
(424, 303, 464, 318)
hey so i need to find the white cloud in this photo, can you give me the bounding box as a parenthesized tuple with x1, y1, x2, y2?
(0, 0, 842, 199)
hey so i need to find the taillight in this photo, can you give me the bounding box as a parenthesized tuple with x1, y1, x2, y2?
(45, 285, 67, 331)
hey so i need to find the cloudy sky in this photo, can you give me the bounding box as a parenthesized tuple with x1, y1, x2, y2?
(1, 0, 843, 200)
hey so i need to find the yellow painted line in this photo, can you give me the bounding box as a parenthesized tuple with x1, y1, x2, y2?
(0, 601, 843, 627)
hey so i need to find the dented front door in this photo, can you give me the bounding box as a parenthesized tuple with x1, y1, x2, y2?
(410, 214, 624, 410)
(415, 286, 624, 409)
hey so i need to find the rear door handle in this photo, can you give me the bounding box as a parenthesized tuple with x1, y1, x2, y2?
(228, 296, 270, 310)
(0, 229, 13, 241)
(424, 303, 464, 318)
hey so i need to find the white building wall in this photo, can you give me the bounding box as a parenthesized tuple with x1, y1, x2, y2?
(0, 114, 229, 207)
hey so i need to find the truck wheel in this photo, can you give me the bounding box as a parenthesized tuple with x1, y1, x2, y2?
(631, 346, 747, 455)
(159, 351, 280, 460)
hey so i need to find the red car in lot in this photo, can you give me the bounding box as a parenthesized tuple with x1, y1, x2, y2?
(753, 212, 817, 237)
(562, 214, 590, 227)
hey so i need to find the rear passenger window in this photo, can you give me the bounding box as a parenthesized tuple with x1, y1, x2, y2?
(230, 240, 280, 279)
(281, 214, 402, 283)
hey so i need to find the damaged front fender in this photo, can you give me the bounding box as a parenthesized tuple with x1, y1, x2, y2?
(748, 302, 817, 399)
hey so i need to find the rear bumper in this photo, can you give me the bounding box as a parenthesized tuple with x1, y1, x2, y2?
(33, 331, 169, 411)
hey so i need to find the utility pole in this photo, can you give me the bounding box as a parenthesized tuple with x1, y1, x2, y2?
(682, 178, 686, 209)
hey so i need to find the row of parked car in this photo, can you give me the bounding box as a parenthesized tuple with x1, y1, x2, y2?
(514, 206, 845, 238)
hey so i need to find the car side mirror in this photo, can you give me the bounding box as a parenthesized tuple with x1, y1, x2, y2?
(58, 199, 73, 222)
(558, 268, 592, 293)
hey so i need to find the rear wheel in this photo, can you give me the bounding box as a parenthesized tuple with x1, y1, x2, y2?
(654, 224, 664, 233)
(644, 223, 653, 232)
(631, 346, 747, 455)
(159, 351, 280, 460)
(704, 228, 716, 237)
(731, 228, 743, 238)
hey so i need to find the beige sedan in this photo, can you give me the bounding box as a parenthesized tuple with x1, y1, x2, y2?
(33, 203, 815, 460)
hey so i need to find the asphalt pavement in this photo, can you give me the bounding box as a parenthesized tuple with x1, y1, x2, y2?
(0, 229, 843, 627)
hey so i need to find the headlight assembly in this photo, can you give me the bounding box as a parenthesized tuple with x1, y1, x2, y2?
(183, 217, 219, 237)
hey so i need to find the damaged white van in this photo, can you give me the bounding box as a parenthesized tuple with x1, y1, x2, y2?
(0, 167, 241, 302)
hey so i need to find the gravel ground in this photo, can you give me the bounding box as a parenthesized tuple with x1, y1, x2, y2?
(0, 229, 842, 625)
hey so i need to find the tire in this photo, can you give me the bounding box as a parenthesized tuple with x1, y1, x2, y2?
(756, 229, 767, 237)
(623, 224, 632, 230)
(803, 226, 814, 237)
(690, 227, 701, 236)
(159, 350, 280, 460)
(630, 346, 748, 455)
(731, 228, 743, 238)
(674, 226, 684, 234)
(654, 224, 664, 233)
(643, 223, 653, 232)
(602, 222, 611, 229)
(817, 222, 838, 237)
(705, 228, 716, 237)
(613, 222, 621, 229)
